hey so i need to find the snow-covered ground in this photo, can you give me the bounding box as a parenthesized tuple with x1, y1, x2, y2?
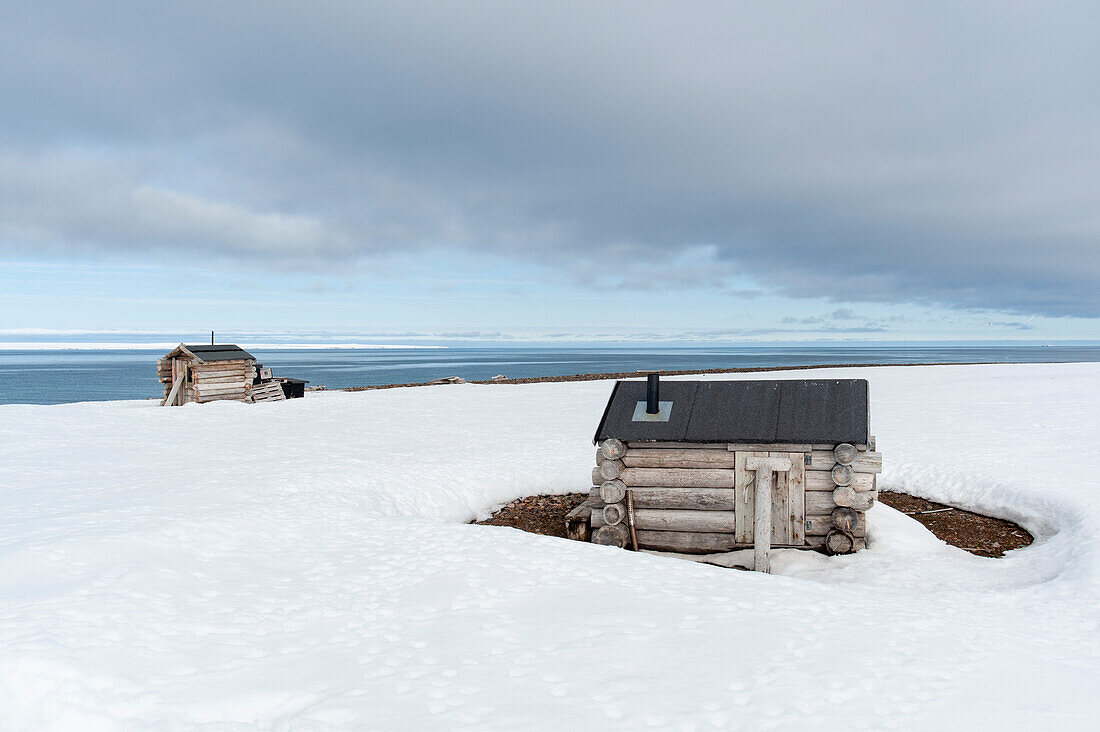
(1, 363, 1098, 730)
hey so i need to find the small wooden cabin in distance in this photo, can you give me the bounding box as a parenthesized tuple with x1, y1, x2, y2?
(156, 343, 290, 405)
(571, 374, 882, 572)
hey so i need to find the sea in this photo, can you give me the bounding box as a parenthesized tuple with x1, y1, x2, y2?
(2, 344, 1098, 405)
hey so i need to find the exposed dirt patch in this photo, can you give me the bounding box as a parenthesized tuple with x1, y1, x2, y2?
(877, 491, 1032, 557)
(475, 491, 1033, 558)
(474, 493, 589, 538)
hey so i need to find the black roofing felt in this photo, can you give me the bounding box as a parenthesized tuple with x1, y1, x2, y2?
(594, 379, 869, 444)
(596, 381, 699, 443)
(183, 344, 256, 362)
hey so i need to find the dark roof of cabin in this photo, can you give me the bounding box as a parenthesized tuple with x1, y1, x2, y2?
(183, 344, 256, 362)
(594, 378, 869, 444)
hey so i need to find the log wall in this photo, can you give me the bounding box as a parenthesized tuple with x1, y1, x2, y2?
(584, 437, 880, 556)
(158, 357, 257, 405)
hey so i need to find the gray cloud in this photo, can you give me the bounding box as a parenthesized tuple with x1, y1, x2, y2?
(1, 1, 1098, 316)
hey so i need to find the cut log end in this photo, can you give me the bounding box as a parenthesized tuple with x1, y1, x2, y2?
(831, 463, 854, 486)
(598, 460, 625, 481)
(592, 524, 629, 548)
(833, 443, 857, 465)
(833, 485, 875, 511)
(603, 502, 626, 526)
(831, 506, 860, 532)
(599, 479, 627, 504)
(825, 530, 856, 555)
(599, 438, 627, 460)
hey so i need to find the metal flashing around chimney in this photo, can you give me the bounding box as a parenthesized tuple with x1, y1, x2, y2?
(632, 400, 673, 422)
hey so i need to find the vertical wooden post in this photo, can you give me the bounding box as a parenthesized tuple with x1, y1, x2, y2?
(745, 456, 792, 573)
(754, 467, 773, 573)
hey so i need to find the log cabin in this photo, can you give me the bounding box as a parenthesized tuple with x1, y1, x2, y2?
(567, 374, 882, 572)
(157, 344, 260, 405)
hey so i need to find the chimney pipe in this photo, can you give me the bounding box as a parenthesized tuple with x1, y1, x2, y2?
(646, 372, 660, 414)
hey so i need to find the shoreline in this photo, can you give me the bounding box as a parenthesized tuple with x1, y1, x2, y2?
(339, 359, 1067, 392)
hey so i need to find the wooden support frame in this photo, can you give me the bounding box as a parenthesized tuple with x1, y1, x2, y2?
(161, 371, 184, 406)
(745, 455, 792, 573)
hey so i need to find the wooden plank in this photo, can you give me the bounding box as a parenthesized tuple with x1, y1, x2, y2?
(808, 450, 836, 470)
(564, 501, 592, 542)
(192, 370, 247, 380)
(195, 393, 247, 403)
(192, 376, 248, 386)
(726, 443, 814, 452)
(196, 387, 246, 396)
(191, 373, 248, 383)
(190, 366, 247, 376)
(190, 359, 251, 368)
(635, 534, 812, 554)
(190, 363, 248, 374)
(769, 451, 790, 546)
(807, 491, 838, 514)
(635, 530, 737, 554)
(622, 449, 736, 469)
(626, 441, 725, 450)
(745, 455, 791, 573)
(161, 372, 184, 407)
(592, 509, 736, 532)
(806, 471, 874, 491)
(755, 462, 773, 572)
(193, 384, 250, 395)
(591, 486, 736, 511)
(251, 382, 286, 402)
(788, 451, 806, 545)
(170, 358, 179, 406)
(564, 501, 593, 521)
(618, 468, 734, 488)
(733, 451, 758, 543)
(851, 452, 882, 474)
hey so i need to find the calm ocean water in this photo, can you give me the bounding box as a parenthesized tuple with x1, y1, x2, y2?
(1, 345, 1098, 405)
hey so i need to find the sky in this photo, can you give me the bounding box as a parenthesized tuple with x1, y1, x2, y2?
(1, 1, 1098, 346)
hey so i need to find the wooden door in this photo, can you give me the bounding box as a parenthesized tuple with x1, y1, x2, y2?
(733, 451, 806, 546)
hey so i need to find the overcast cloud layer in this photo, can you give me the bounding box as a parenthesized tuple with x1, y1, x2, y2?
(2, 1, 1098, 317)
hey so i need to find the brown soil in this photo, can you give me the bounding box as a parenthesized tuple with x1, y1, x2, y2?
(475, 491, 1033, 558)
(877, 491, 1032, 557)
(475, 493, 589, 538)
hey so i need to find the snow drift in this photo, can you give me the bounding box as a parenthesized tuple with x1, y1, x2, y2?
(1, 363, 1097, 729)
